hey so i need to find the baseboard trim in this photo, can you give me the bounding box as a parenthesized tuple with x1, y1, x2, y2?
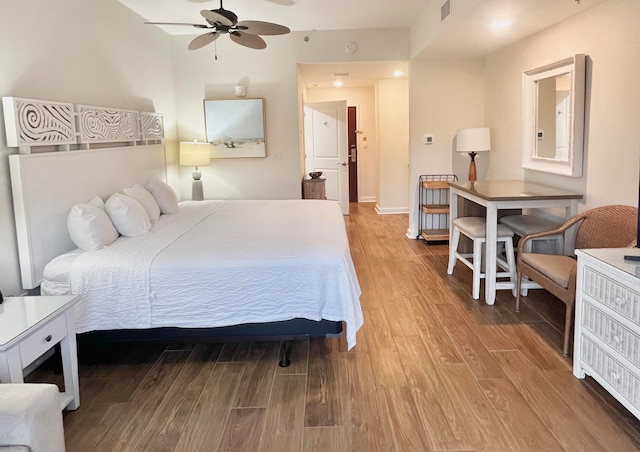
(358, 196, 377, 203)
(375, 205, 409, 215)
(406, 228, 419, 239)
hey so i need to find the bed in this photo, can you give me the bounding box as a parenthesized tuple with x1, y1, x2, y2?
(9, 144, 363, 364)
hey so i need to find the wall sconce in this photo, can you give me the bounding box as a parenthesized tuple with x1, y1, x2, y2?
(456, 127, 491, 182)
(180, 141, 211, 200)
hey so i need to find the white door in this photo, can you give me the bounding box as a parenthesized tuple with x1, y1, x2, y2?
(303, 101, 349, 214)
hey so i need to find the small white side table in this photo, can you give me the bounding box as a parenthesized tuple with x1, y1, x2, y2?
(0, 295, 80, 410)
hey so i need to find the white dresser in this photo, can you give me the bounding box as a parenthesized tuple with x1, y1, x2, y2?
(574, 248, 640, 420)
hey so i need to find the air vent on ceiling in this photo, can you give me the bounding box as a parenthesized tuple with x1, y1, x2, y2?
(332, 72, 351, 77)
(441, 0, 451, 22)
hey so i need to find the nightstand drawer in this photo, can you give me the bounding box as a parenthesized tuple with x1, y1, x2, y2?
(19, 314, 67, 367)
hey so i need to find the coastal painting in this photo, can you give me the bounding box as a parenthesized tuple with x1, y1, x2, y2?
(204, 98, 266, 158)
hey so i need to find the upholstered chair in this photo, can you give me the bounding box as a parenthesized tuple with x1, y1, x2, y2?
(515, 205, 638, 355)
(0, 384, 65, 452)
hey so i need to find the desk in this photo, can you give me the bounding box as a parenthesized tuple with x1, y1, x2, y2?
(448, 180, 583, 305)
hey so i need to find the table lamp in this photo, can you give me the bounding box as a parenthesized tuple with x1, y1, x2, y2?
(456, 127, 491, 182)
(180, 141, 211, 201)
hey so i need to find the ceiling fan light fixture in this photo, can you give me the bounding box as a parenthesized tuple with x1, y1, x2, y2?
(145, 0, 290, 52)
(490, 19, 512, 30)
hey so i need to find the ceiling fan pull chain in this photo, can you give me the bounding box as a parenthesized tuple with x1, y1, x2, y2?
(215, 41, 218, 60)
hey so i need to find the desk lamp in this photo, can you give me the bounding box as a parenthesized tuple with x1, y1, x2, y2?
(180, 141, 211, 201)
(456, 127, 491, 182)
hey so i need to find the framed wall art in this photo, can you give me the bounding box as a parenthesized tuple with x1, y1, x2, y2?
(204, 98, 266, 158)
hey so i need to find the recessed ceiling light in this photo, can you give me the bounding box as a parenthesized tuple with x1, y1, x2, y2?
(333, 80, 343, 87)
(393, 70, 405, 77)
(490, 20, 512, 30)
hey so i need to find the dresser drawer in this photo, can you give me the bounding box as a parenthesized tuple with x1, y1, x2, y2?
(583, 266, 640, 324)
(19, 314, 68, 367)
(582, 301, 640, 366)
(581, 336, 640, 411)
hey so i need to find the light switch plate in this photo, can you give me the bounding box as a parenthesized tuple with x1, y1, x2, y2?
(423, 134, 434, 145)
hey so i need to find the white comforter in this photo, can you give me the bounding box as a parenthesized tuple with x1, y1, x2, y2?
(65, 200, 362, 349)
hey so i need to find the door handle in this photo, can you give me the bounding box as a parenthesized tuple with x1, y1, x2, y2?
(337, 162, 347, 166)
(349, 153, 356, 163)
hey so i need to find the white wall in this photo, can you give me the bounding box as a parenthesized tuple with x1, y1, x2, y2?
(171, 28, 410, 201)
(306, 86, 378, 202)
(484, 0, 640, 210)
(407, 58, 485, 237)
(377, 78, 409, 214)
(407, 0, 640, 237)
(0, 0, 177, 296)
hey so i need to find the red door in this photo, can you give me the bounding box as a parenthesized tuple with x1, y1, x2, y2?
(347, 106, 358, 202)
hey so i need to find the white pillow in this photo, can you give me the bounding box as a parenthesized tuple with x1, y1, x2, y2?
(67, 196, 119, 251)
(123, 184, 161, 223)
(105, 193, 151, 237)
(146, 178, 179, 214)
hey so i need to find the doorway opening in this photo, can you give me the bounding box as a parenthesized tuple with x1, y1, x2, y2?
(348, 106, 359, 202)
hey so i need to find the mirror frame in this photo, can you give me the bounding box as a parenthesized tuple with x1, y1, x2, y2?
(522, 54, 586, 177)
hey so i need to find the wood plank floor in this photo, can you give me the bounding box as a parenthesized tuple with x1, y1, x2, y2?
(29, 202, 640, 451)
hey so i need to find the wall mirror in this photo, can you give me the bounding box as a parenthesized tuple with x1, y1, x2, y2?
(522, 54, 586, 177)
(204, 98, 266, 158)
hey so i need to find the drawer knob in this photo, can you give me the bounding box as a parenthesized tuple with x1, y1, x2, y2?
(45, 335, 52, 342)
(614, 297, 626, 306)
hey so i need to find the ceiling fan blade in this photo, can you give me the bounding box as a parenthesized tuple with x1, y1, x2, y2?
(188, 32, 221, 50)
(145, 21, 211, 29)
(201, 9, 234, 26)
(230, 32, 267, 49)
(236, 20, 290, 36)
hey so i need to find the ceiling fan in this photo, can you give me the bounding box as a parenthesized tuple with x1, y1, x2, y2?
(188, 0, 295, 5)
(145, 0, 291, 50)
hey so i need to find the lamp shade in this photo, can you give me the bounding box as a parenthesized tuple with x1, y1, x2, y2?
(180, 142, 211, 167)
(456, 127, 491, 153)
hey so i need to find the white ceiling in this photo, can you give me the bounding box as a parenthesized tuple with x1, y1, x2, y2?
(298, 61, 410, 89)
(118, 0, 428, 35)
(119, 0, 606, 88)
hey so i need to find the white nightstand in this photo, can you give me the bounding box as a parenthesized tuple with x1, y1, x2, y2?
(0, 295, 80, 410)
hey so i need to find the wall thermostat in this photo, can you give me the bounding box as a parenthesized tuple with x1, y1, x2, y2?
(345, 41, 358, 54)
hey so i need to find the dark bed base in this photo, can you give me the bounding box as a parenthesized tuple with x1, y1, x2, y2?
(76, 319, 343, 367)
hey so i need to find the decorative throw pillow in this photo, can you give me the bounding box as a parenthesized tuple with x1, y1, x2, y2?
(67, 196, 119, 251)
(123, 184, 161, 223)
(105, 193, 151, 237)
(146, 178, 179, 214)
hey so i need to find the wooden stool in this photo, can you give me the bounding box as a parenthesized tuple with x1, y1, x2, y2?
(447, 217, 517, 300)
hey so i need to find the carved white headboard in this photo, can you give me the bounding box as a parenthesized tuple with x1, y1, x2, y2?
(2, 97, 164, 152)
(2, 96, 168, 290)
